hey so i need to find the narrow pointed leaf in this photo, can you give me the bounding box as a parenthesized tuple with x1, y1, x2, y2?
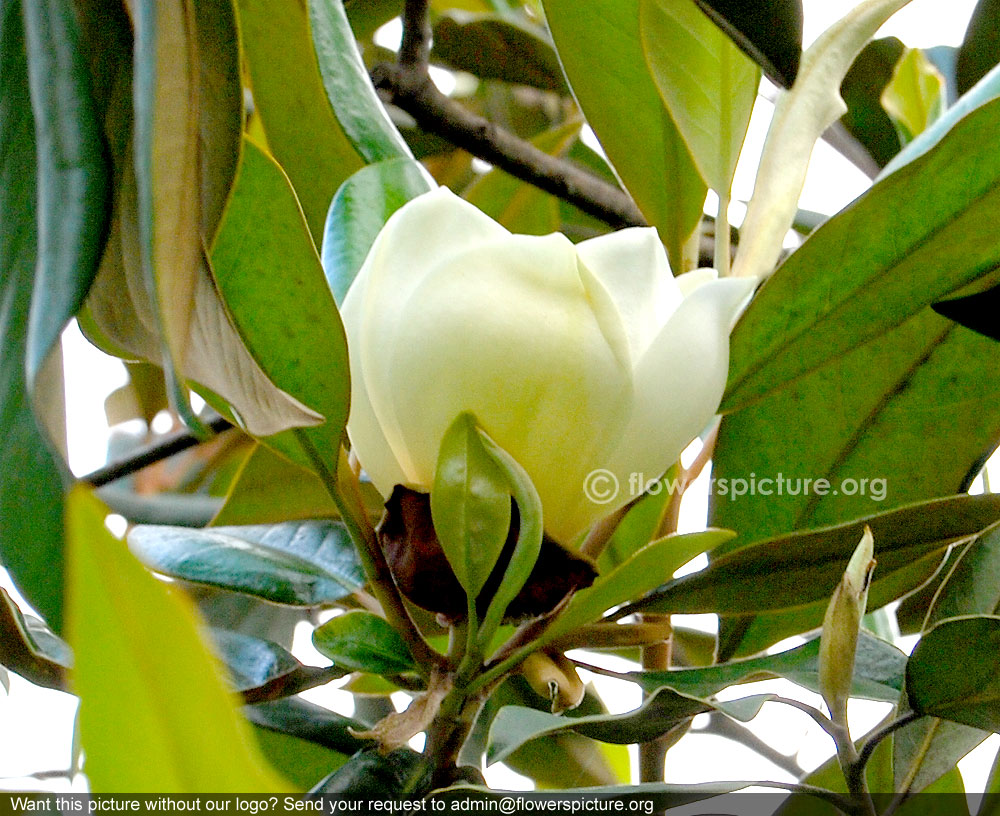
(67, 486, 287, 792)
(881, 48, 946, 144)
(957, 0, 1000, 95)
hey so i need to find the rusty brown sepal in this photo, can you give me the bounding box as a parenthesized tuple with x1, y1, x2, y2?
(377, 486, 597, 622)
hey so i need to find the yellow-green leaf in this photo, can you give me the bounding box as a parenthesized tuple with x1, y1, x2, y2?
(67, 486, 289, 792)
(881, 47, 946, 145)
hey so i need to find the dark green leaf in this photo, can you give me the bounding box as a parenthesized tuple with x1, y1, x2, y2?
(310, 748, 431, 797)
(599, 632, 904, 703)
(433, 13, 567, 93)
(0, 587, 69, 690)
(0, 0, 67, 632)
(307, 0, 411, 162)
(237, 0, 364, 242)
(840, 37, 905, 168)
(312, 610, 416, 675)
(541, 0, 706, 273)
(907, 616, 1000, 732)
(691, 0, 802, 87)
(431, 413, 512, 598)
(633, 494, 1000, 617)
(724, 96, 1000, 412)
(322, 158, 433, 305)
(245, 697, 371, 755)
(21, 0, 110, 381)
(487, 690, 772, 764)
(957, 0, 1000, 95)
(128, 521, 364, 606)
(210, 138, 350, 472)
(933, 284, 1000, 342)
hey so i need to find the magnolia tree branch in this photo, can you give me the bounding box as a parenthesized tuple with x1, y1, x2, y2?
(374, 0, 647, 230)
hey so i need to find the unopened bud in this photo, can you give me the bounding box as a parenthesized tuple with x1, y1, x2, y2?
(819, 526, 876, 725)
(519, 651, 585, 713)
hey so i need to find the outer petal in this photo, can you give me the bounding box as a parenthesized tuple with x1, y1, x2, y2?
(600, 277, 758, 498)
(343, 188, 510, 493)
(380, 232, 633, 543)
(575, 227, 683, 364)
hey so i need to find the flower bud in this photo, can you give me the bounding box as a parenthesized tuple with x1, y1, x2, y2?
(342, 188, 755, 542)
(819, 526, 876, 724)
(518, 650, 585, 713)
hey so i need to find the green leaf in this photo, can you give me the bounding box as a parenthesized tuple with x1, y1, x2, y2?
(0, 587, 69, 690)
(245, 697, 371, 755)
(691, 0, 802, 88)
(307, 0, 411, 163)
(210, 139, 350, 469)
(21, 0, 110, 382)
(957, 0, 1000, 95)
(312, 610, 417, 675)
(639, 0, 760, 195)
(487, 691, 772, 765)
(541, 529, 733, 646)
(67, 486, 287, 792)
(635, 494, 1000, 617)
(601, 632, 904, 703)
(322, 158, 433, 305)
(0, 0, 66, 633)
(907, 616, 1000, 732)
(840, 37, 906, 167)
(212, 444, 339, 526)
(431, 413, 512, 598)
(250, 726, 348, 791)
(311, 748, 432, 797)
(881, 48, 946, 144)
(432, 13, 567, 93)
(128, 521, 364, 606)
(236, 0, 365, 242)
(541, 0, 706, 272)
(732, 0, 914, 281)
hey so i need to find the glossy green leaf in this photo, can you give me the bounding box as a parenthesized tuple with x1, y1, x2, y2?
(632, 494, 1000, 618)
(433, 13, 567, 93)
(213, 444, 338, 526)
(245, 697, 371, 755)
(840, 37, 905, 168)
(312, 610, 416, 675)
(0, 0, 66, 633)
(639, 0, 760, 194)
(598, 632, 904, 703)
(128, 521, 364, 606)
(210, 139, 350, 469)
(957, 0, 1000, 95)
(322, 158, 434, 304)
(67, 486, 287, 792)
(308, 0, 411, 163)
(732, 0, 914, 281)
(728, 96, 1000, 409)
(311, 749, 432, 797)
(250, 726, 348, 790)
(907, 616, 1000, 732)
(881, 48, 945, 144)
(892, 525, 1000, 793)
(21, 0, 110, 382)
(487, 691, 772, 764)
(237, 0, 364, 242)
(431, 414, 512, 598)
(542, 529, 733, 646)
(691, 0, 802, 87)
(541, 0, 706, 272)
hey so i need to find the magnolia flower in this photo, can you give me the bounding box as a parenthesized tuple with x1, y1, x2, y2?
(341, 188, 755, 544)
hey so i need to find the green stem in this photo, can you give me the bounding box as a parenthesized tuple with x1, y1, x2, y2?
(294, 431, 442, 675)
(714, 190, 731, 276)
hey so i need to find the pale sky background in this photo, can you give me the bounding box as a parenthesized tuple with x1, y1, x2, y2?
(2, 0, 997, 796)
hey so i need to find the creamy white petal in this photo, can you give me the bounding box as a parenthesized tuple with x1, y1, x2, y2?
(676, 267, 719, 296)
(575, 227, 682, 364)
(379, 233, 633, 543)
(600, 277, 758, 492)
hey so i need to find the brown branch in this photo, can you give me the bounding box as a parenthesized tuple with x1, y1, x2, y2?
(375, 2, 646, 230)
